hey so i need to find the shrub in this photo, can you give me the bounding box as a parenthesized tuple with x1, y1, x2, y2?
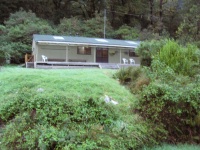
(0, 42, 30, 63)
(0, 86, 155, 149)
(114, 67, 142, 84)
(114, 67, 150, 93)
(134, 80, 200, 143)
(131, 75, 150, 93)
(135, 39, 167, 66)
(155, 40, 200, 77)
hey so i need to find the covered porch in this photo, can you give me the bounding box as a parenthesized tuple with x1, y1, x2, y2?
(26, 61, 140, 69)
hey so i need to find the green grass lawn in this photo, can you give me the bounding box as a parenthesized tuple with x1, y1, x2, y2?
(0, 67, 134, 107)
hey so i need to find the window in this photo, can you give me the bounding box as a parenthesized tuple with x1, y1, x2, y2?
(53, 36, 65, 40)
(77, 46, 91, 55)
(129, 50, 138, 57)
(95, 39, 108, 42)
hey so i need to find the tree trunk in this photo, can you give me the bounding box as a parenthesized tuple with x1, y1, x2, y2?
(149, 0, 154, 25)
(159, 0, 163, 35)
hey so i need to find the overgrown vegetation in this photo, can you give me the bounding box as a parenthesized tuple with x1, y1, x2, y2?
(135, 39, 167, 66)
(0, 68, 156, 149)
(115, 39, 200, 145)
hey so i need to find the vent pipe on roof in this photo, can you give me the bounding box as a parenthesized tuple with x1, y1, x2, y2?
(104, 0, 106, 39)
(104, 9, 106, 39)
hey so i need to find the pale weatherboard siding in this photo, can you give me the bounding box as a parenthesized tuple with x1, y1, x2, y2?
(108, 48, 121, 63)
(68, 46, 95, 62)
(37, 45, 66, 61)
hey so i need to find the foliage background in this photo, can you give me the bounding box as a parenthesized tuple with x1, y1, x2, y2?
(0, 0, 199, 63)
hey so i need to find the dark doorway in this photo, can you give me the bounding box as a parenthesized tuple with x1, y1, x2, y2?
(96, 48, 108, 63)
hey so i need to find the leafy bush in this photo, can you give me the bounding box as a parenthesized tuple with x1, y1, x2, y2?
(114, 66, 142, 84)
(0, 80, 155, 149)
(0, 42, 30, 63)
(155, 40, 200, 77)
(135, 39, 167, 66)
(135, 80, 200, 143)
(114, 67, 150, 93)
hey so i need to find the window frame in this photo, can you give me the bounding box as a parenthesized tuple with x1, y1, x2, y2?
(77, 46, 91, 55)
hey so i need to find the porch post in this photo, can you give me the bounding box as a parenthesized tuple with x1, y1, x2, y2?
(35, 44, 38, 62)
(34, 46, 37, 68)
(66, 45, 68, 62)
(93, 47, 96, 63)
(120, 49, 121, 64)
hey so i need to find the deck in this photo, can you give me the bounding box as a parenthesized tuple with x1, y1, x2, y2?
(26, 61, 140, 69)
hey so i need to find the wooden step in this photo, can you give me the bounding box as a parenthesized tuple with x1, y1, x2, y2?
(99, 63, 119, 69)
(26, 62, 34, 68)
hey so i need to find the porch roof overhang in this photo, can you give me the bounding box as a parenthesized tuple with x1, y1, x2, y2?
(36, 41, 138, 49)
(34, 34, 140, 49)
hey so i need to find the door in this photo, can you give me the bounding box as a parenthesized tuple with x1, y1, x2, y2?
(96, 48, 108, 63)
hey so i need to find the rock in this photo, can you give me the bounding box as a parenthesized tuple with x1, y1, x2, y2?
(104, 95, 118, 105)
(104, 95, 111, 103)
(110, 100, 118, 105)
(37, 88, 44, 92)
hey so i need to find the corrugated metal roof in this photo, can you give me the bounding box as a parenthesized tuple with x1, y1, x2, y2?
(33, 34, 140, 48)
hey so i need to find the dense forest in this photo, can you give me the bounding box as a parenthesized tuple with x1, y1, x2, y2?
(0, 0, 199, 63)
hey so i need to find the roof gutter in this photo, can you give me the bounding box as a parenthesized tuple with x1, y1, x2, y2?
(36, 41, 139, 49)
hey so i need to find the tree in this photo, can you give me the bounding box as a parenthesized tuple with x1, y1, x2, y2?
(81, 14, 114, 38)
(162, 0, 182, 37)
(147, 0, 181, 36)
(107, 0, 148, 29)
(113, 25, 139, 40)
(57, 17, 82, 36)
(176, 1, 200, 44)
(0, 10, 56, 63)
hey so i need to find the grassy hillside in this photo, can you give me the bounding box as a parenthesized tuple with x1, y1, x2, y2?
(0, 67, 133, 105)
(1, 67, 200, 149)
(0, 67, 151, 149)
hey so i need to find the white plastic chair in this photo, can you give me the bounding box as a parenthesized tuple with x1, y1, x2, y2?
(41, 55, 48, 62)
(129, 58, 135, 64)
(122, 58, 128, 64)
